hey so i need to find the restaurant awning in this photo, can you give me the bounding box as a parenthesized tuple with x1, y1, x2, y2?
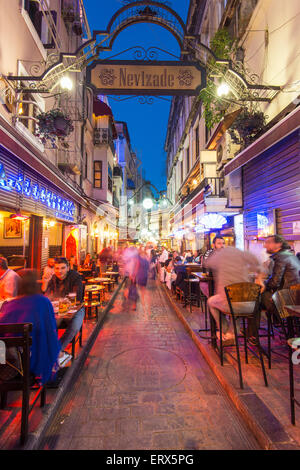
(93, 98, 118, 139)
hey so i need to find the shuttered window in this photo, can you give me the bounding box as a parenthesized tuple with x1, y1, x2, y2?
(93, 161, 102, 189)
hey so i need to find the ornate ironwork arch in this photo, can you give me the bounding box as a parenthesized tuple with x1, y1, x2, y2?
(3, 0, 281, 105)
(104, 1, 187, 51)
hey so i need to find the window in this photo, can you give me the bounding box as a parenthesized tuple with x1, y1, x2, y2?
(195, 126, 199, 159)
(93, 161, 102, 188)
(108, 163, 113, 193)
(186, 147, 190, 174)
(84, 151, 88, 179)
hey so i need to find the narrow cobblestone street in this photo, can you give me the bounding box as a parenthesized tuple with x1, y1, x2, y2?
(39, 281, 260, 450)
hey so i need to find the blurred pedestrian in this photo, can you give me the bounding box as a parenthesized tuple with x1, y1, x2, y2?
(205, 246, 262, 345)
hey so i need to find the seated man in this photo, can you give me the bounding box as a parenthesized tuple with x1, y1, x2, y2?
(256, 235, 300, 330)
(200, 236, 225, 298)
(41, 258, 55, 293)
(0, 257, 19, 303)
(46, 257, 85, 356)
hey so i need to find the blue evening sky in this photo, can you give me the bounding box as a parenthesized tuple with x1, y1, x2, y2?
(84, 0, 190, 192)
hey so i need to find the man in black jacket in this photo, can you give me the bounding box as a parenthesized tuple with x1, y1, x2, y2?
(46, 257, 85, 355)
(258, 235, 300, 325)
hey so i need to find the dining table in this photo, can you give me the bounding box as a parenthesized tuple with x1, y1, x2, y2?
(192, 272, 214, 297)
(52, 301, 84, 328)
(192, 271, 215, 341)
(87, 277, 111, 284)
(52, 301, 84, 361)
(8, 265, 24, 272)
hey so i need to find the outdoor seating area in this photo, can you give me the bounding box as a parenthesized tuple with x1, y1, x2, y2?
(0, 252, 122, 448)
(158, 238, 300, 439)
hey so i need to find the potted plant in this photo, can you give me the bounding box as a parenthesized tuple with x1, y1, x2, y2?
(35, 108, 74, 145)
(228, 108, 266, 149)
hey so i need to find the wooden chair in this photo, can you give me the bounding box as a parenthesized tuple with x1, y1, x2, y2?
(272, 289, 300, 425)
(290, 284, 300, 304)
(224, 283, 268, 389)
(0, 323, 46, 445)
(272, 289, 295, 339)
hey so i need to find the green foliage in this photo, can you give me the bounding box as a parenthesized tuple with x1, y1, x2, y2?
(200, 29, 235, 130)
(228, 109, 266, 148)
(210, 28, 234, 59)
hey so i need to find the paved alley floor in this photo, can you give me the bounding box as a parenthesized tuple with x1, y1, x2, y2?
(40, 280, 260, 450)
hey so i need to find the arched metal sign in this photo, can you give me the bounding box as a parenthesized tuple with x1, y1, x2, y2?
(86, 60, 206, 96)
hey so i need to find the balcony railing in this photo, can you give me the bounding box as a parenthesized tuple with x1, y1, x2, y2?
(113, 195, 120, 209)
(24, 0, 62, 50)
(179, 177, 225, 207)
(113, 166, 123, 180)
(93, 128, 115, 154)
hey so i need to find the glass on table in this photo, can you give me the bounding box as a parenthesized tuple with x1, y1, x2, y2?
(67, 292, 77, 306)
(58, 298, 71, 314)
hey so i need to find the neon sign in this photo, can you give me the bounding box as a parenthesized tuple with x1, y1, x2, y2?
(0, 162, 75, 220)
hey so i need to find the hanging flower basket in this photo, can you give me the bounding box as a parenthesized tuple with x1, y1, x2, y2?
(35, 108, 74, 145)
(228, 109, 266, 149)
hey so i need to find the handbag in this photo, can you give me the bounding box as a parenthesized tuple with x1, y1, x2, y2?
(0, 347, 23, 383)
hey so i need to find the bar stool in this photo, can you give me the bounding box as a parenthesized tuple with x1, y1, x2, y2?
(222, 282, 268, 389)
(184, 278, 200, 309)
(84, 288, 101, 320)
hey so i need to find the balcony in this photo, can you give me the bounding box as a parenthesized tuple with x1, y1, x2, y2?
(179, 177, 225, 207)
(93, 128, 115, 155)
(113, 166, 123, 180)
(24, 0, 61, 50)
(57, 150, 81, 175)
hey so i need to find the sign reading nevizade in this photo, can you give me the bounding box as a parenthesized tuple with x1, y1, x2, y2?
(87, 60, 206, 96)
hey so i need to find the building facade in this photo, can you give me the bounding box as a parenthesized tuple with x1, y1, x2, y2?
(0, 0, 142, 269)
(166, 0, 300, 255)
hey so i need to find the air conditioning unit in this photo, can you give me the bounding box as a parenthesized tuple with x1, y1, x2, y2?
(216, 132, 240, 170)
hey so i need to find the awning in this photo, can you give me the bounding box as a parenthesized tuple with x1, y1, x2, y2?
(93, 98, 118, 139)
(93, 99, 113, 118)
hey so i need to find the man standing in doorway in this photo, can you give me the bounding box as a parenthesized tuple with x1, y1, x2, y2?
(200, 235, 225, 297)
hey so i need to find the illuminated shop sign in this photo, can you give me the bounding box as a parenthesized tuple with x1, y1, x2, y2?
(0, 162, 75, 221)
(257, 210, 276, 238)
(197, 213, 227, 230)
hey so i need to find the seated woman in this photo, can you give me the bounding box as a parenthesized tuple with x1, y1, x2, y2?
(82, 253, 91, 268)
(69, 255, 78, 271)
(0, 269, 61, 385)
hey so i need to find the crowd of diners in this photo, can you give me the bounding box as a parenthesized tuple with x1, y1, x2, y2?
(1, 235, 300, 386)
(0, 247, 120, 386)
(155, 235, 300, 346)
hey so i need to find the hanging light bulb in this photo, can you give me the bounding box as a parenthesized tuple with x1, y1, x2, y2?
(217, 82, 230, 97)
